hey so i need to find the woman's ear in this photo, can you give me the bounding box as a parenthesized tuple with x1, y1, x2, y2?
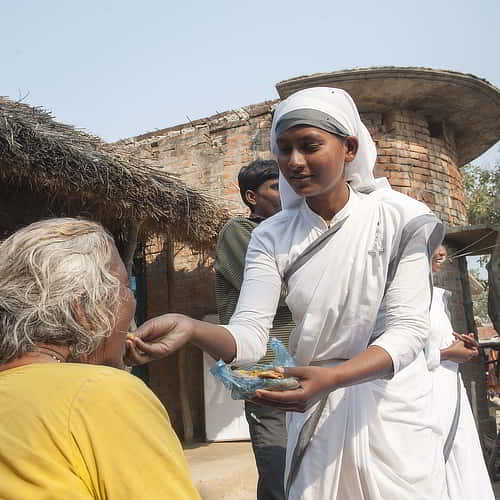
(72, 301, 92, 330)
(70, 301, 96, 363)
(344, 136, 359, 162)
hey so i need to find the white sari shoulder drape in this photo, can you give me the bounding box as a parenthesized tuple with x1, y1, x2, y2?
(227, 186, 439, 371)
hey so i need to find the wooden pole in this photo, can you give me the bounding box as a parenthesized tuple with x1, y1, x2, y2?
(122, 221, 143, 332)
(165, 240, 194, 444)
(487, 227, 500, 334)
(458, 255, 478, 337)
(458, 255, 491, 441)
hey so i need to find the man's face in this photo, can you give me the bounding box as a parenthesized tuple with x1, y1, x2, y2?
(248, 177, 281, 219)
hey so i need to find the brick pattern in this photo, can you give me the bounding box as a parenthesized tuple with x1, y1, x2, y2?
(365, 110, 467, 226)
(121, 102, 277, 217)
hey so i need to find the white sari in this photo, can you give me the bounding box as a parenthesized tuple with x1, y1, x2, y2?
(225, 87, 448, 499)
(427, 288, 494, 500)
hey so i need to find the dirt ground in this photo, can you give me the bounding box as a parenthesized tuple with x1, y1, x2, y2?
(185, 440, 500, 500)
(185, 441, 257, 500)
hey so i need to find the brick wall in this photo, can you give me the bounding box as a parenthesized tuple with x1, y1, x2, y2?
(120, 100, 471, 440)
(365, 110, 467, 225)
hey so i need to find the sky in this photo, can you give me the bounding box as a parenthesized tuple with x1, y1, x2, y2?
(2, 0, 499, 168)
(2, 0, 498, 279)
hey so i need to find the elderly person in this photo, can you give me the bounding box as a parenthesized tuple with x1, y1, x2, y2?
(0, 218, 200, 500)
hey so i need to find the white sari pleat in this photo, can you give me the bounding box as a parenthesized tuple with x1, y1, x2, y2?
(280, 193, 447, 499)
(286, 355, 447, 500)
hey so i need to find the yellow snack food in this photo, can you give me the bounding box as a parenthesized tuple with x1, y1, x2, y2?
(233, 369, 285, 379)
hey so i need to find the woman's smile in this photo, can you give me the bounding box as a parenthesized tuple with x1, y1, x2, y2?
(289, 173, 313, 182)
(276, 125, 357, 219)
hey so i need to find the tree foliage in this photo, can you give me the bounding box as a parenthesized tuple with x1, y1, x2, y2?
(469, 269, 490, 325)
(461, 162, 500, 328)
(462, 163, 500, 226)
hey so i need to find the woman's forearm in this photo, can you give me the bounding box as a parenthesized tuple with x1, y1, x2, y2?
(190, 320, 237, 363)
(329, 346, 394, 389)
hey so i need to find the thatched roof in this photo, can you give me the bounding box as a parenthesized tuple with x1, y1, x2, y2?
(0, 97, 229, 250)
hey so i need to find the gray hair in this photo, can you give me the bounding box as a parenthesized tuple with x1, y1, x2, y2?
(0, 218, 121, 364)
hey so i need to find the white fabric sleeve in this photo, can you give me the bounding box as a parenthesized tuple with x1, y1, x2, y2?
(425, 288, 445, 371)
(223, 231, 282, 366)
(425, 333, 442, 371)
(371, 227, 432, 375)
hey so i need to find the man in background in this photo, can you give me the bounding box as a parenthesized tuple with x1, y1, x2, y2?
(215, 159, 294, 500)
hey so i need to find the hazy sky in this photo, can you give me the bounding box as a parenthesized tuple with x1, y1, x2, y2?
(2, 0, 499, 164)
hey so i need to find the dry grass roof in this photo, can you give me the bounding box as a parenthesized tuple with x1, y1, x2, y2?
(0, 97, 229, 249)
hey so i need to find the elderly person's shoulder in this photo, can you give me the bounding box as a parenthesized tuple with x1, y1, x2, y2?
(65, 364, 169, 422)
(1, 362, 162, 415)
(65, 363, 158, 404)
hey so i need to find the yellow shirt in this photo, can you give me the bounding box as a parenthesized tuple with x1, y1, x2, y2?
(0, 363, 200, 500)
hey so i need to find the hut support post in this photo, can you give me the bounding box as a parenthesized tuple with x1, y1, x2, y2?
(487, 227, 500, 334)
(123, 221, 142, 278)
(122, 221, 143, 332)
(165, 240, 194, 444)
(458, 256, 492, 440)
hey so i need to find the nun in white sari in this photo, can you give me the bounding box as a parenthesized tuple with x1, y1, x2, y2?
(426, 246, 494, 500)
(226, 88, 448, 499)
(127, 87, 448, 500)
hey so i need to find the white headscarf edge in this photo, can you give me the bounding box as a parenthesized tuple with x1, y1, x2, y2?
(270, 87, 390, 209)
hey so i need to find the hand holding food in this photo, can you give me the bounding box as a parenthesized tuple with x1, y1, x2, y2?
(125, 314, 195, 366)
(232, 368, 300, 391)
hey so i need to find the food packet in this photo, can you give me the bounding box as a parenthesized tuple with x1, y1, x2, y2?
(210, 338, 300, 400)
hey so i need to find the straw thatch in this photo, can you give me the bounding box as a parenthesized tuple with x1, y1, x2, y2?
(0, 96, 229, 250)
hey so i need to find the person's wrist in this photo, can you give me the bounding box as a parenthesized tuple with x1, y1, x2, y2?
(326, 366, 342, 391)
(182, 315, 197, 342)
(440, 348, 449, 361)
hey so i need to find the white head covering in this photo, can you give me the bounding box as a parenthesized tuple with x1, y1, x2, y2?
(271, 87, 389, 209)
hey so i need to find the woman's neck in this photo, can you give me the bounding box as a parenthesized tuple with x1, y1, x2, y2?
(0, 344, 70, 372)
(306, 182, 350, 222)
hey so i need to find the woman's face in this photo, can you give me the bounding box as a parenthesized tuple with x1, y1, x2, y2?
(88, 244, 137, 369)
(432, 245, 448, 273)
(275, 125, 357, 201)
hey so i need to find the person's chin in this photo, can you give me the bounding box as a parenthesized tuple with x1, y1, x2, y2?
(290, 183, 315, 197)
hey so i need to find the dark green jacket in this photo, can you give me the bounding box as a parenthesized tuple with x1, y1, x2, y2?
(215, 216, 294, 364)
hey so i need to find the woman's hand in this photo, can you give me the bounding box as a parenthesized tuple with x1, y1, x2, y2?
(452, 332, 480, 349)
(441, 333, 479, 364)
(250, 365, 338, 413)
(125, 314, 195, 366)
(251, 346, 393, 412)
